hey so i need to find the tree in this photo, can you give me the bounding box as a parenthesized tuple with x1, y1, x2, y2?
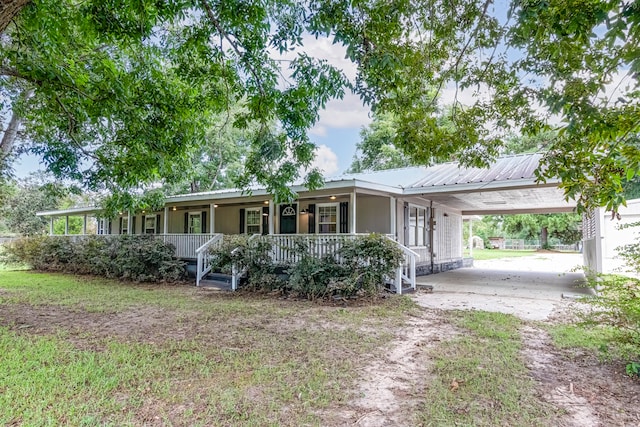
(1, 1, 640, 210)
(348, 112, 414, 173)
(0, 175, 79, 236)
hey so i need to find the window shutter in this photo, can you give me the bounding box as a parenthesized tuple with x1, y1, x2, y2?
(202, 211, 207, 234)
(307, 204, 315, 234)
(119, 217, 123, 234)
(132, 216, 136, 235)
(156, 215, 161, 234)
(108, 220, 112, 235)
(239, 208, 245, 234)
(262, 206, 269, 235)
(184, 212, 188, 234)
(403, 202, 409, 245)
(339, 202, 349, 233)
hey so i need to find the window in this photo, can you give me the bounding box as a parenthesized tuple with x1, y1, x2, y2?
(144, 215, 156, 234)
(121, 217, 129, 234)
(246, 208, 261, 234)
(97, 219, 107, 235)
(317, 204, 338, 234)
(188, 212, 202, 234)
(409, 206, 429, 247)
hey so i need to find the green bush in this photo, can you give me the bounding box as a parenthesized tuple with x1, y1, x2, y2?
(1, 235, 185, 282)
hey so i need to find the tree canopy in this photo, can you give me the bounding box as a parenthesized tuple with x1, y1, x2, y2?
(1, 0, 639, 210)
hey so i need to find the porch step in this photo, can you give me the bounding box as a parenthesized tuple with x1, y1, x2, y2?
(198, 279, 233, 291)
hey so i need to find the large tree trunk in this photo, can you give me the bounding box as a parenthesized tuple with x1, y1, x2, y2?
(0, 107, 21, 158)
(540, 226, 549, 249)
(1, 89, 33, 160)
(0, 0, 29, 34)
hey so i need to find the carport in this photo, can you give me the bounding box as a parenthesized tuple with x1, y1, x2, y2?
(407, 154, 590, 320)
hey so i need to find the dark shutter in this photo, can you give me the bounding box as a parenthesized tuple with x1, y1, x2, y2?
(156, 215, 161, 234)
(403, 202, 409, 245)
(339, 202, 349, 233)
(307, 204, 315, 234)
(239, 208, 245, 234)
(184, 212, 189, 234)
(261, 206, 269, 235)
(132, 216, 136, 234)
(119, 217, 123, 234)
(108, 220, 112, 235)
(202, 211, 207, 234)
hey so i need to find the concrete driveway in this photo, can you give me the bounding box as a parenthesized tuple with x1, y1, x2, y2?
(412, 253, 593, 321)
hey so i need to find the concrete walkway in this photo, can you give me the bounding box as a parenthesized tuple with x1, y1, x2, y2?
(412, 253, 594, 321)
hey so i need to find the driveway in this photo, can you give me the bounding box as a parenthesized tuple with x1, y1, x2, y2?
(412, 252, 593, 320)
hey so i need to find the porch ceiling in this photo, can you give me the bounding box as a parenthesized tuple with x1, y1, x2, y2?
(419, 185, 576, 215)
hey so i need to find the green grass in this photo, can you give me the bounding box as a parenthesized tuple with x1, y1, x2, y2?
(418, 311, 560, 426)
(548, 323, 640, 362)
(465, 248, 537, 260)
(0, 269, 416, 426)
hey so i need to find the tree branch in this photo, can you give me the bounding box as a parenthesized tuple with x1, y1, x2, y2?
(199, 0, 265, 97)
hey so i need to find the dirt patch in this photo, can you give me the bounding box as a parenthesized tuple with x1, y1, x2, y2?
(521, 324, 640, 427)
(319, 309, 459, 426)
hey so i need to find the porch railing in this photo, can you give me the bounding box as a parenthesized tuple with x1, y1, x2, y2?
(157, 233, 216, 259)
(195, 234, 224, 287)
(388, 237, 419, 294)
(259, 234, 418, 294)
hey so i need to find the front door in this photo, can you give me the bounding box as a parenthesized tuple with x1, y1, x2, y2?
(279, 204, 297, 234)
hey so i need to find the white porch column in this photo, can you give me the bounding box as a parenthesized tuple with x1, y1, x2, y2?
(350, 191, 356, 234)
(268, 199, 274, 235)
(390, 197, 396, 238)
(49, 217, 54, 235)
(468, 219, 473, 257)
(163, 206, 169, 234)
(83, 215, 87, 235)
(64, 216, 69, 235)
(214, 203, 216, 234)
(127, 210, 132, 234)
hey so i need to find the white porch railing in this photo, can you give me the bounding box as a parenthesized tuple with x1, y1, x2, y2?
(157, 233, 216, 259)
(388, 238, 419, 294)
(263, 233, 369, 264)
(260, 234, 418, 295)
(195, 234, 224, 287)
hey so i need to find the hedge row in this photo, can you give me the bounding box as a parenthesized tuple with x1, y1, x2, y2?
(2, 235, 185, 282)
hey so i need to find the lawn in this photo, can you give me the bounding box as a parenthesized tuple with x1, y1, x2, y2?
(2, 267, 632, 426)
(0, 268, 417, 426)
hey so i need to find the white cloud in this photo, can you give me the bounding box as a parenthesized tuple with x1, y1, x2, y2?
(310, 144, 339, 176)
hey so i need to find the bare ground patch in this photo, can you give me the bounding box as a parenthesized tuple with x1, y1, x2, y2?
(318, 309, 459, 426)
(521, 324, 640, 427)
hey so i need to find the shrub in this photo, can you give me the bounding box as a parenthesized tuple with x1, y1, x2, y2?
(1, 235, 185, 282)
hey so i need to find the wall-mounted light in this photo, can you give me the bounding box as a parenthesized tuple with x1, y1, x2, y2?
(300, 209, 308, 215)
(329, 196, 336, 200)
(142, 210, 146, 214)
(172, 206, 177, 211)
(262, 212, 269, 216)
(213, 204, 218, 208)
(264, 200, 269, 204)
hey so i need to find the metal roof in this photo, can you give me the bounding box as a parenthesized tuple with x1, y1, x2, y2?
(326, 166, 430, 189)
(407, 153, 545, 190)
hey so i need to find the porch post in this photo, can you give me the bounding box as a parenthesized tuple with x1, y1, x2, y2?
(268, 199, 274, 235)
(65, 216, 69, 235)
(214, 203, 216, 234)
(127, 210, 132, 234)
(163, 206, 169, 234)
(49, 217, 54, 235)
(83, 215, 87, 235)
(390, 197, 396, 238)
(468, 219, 473, 257)
(350, 191, 356, 234)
